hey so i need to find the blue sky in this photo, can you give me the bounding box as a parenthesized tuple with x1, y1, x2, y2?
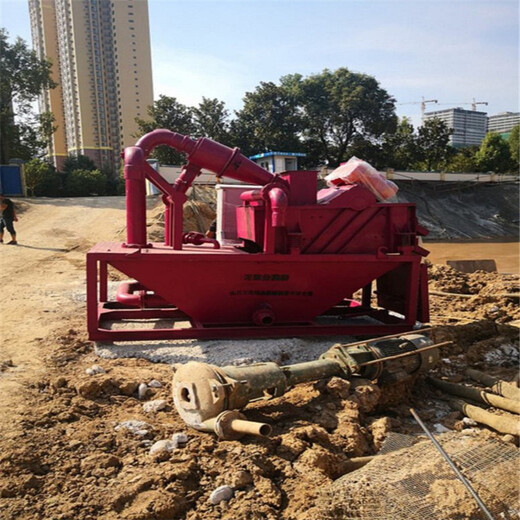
(1, 0, 518, 128)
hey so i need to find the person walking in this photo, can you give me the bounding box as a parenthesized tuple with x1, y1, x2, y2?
(0, 194, 18, 245)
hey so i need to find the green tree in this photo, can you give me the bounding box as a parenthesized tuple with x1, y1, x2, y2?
(475, 132, 512, 173)
(192, 97, 230, 142)
(0, 29, 56, 163)
(61, 154, 97, 174)
(232, 81, 303, 156)
(416, 118, 454, 171)
(24, 158, 61, 196)
(282, 68, 397, 166)
(381, 117, 419, 170)
(445, 146, 479, 173)
(64, 169, 107, 196)
(508, 124, 519, 170)
(135, 95, 194, 165)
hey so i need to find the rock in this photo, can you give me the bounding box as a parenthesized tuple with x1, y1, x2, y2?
(149, 439, 176, 461)
(119, 380, 139, 396)
(369, 416, 394, 450)
(171, 432, 189, 447)
(80, 453, 121, 472)
(142, 399, 167, 413)
(147, 379, 163, 388)
(51, 377, 68, 389)
(76, 379, 102, 399)
(209, 485, 234, 505)
(462, 417, 478, 427)
(351, 379, 381, 413)
(297, 446, 347, 479)
(100, 378, 120, 395)
(326, 377, 351, 399)
(230, 470, 253, 489)
(85, 364, 106, 375)
(115, 420, 152, 436)
(138, 383, 148, 400)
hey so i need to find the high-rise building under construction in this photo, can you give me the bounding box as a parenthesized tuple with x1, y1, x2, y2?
(28, 0, 153, 171)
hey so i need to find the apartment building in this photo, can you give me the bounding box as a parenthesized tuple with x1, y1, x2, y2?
(423, 107, 487, 148)
(29, 0, 153, 171)
(487, 112, 520, 136)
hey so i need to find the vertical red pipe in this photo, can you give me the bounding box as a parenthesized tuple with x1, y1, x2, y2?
(124, 146, 147, 247)
(162, 195, 171, 246)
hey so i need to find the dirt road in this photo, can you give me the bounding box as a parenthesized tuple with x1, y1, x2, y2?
(1, 197, 127, 436)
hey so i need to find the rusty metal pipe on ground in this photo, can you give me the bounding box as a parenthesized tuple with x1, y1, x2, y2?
(172, 333, 442, 440)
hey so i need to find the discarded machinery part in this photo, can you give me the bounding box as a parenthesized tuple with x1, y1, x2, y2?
(172, 360, 294, 437)
(202, 410, 272, 440)
(447, 398, 520, 436)
(429, 377, 520, 415)
(321, 334, 441, 384)
(410, 408, 495, 520)
(465, 368, 520, 402)
(357, 341, 451, 368)
(173, 333, 440, 438)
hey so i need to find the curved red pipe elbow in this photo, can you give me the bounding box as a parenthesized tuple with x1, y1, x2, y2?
(268, 187, 288, 227)
(116, 282, 170, 308)
(116, 282, 142, 307)
(136, 129, 197, 158)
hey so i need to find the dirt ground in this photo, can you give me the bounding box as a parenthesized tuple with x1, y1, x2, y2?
(0, 196, 519, 520)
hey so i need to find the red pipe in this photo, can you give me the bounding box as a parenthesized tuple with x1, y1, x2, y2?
(124, 146, 147, 247)
(241, 187, 288, 227)
(116, 281, 169, 308)
(125, 129, 289, 251)
(240, 190, 263, 202)
(136, 129, 197, 158)
(268, 187, 288, 228)
(136, 129, 275, 187)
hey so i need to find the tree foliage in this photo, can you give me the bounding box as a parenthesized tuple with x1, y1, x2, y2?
(24, 158, 61, 196)
(416, 117, 454, 171)
(61, 154, 97, 175)
(380, 117, 419, 170)
(232, 81, 303, 157)
(192, 97, 230, 142)
(475, 132, 513, 173)
(64, 169, 107, 196)
(133, 67, 513, 175)
(508, 124, 519, 168)
(282, 69, 397, 166)
(0, 29, 56, 163)
(445, 146, 479, 173)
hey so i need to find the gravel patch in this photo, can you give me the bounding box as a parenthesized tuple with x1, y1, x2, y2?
(95, 335, 351, 367)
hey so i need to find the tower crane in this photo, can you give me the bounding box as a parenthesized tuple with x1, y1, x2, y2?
(435, 99, 488, 111)
(397, 97, 438, 118)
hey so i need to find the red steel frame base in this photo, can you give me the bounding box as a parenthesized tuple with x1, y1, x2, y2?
(87, 244, 428, 342)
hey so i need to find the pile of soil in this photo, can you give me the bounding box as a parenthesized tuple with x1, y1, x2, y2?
(0, 197, 518, 520)
(428, 264, 520, 324)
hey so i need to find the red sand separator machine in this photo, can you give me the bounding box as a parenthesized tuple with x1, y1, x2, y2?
(87, 129, 430, 341)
